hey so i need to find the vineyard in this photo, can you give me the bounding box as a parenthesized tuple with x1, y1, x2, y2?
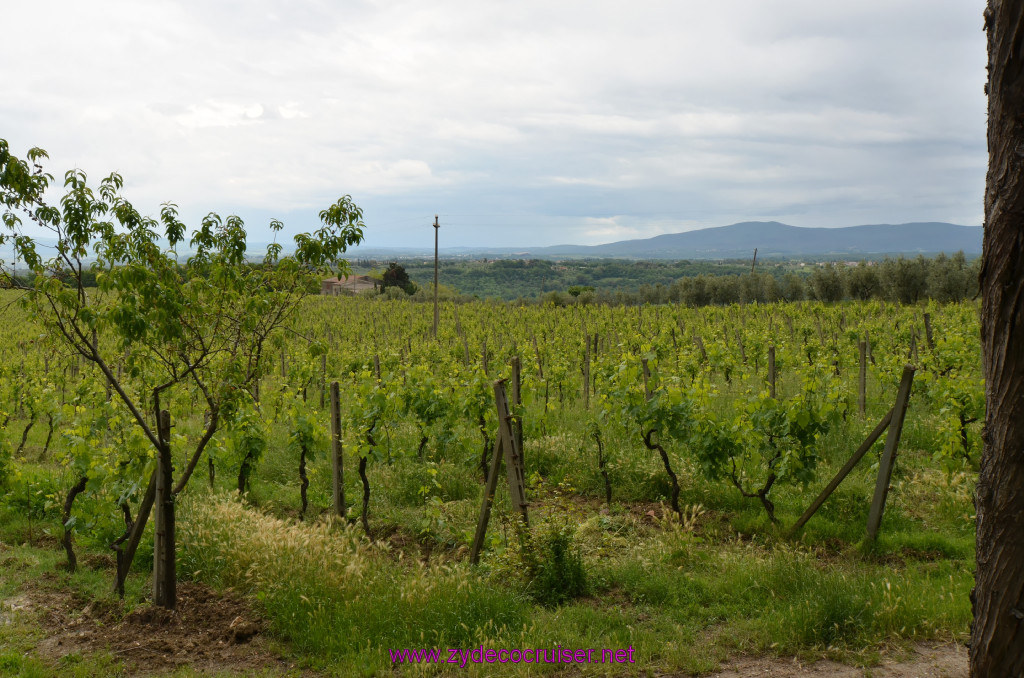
(0, 289, 980, 675)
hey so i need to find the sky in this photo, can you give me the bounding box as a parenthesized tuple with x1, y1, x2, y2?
(0, 0, 987, 250)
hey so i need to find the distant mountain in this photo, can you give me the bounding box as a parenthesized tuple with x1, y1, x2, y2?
(348, 221, 982, 260)
(532, 221, 983, 259)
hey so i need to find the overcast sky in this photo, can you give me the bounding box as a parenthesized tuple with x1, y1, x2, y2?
(1, 0, 986, 249)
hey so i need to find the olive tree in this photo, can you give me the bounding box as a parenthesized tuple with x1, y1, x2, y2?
(0, 140, 364, 609)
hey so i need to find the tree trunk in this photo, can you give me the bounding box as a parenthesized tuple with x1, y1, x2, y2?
(153, 410, 176, 610)
(973, 4, 1024, 675)
(61, 476, 88, 572)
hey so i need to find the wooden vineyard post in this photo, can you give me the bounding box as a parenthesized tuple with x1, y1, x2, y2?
(789, 408, 894, 535)
(582, 336, 591, 409)
(641, 358, 652, 400)
(531, 334, 543, 379)
(923, 313, 935, 352)
(768, 345, 776, 399)
(866, 365, 916, 542)
(511, 356, 524, 479)
(330, 381, 345, 518)
(153, 409, 175, 610)
(280, 346, 286, 378)
(373, 354, 381, 380)
(496, 380, 528, 527)
(858, 340, 867, 416)
(470, 426, 505, 565)
(470, 379, 529, 564)
(694, 335, 708, 363)
(482, 339, 489, 376)
(319, 354, 327, 408)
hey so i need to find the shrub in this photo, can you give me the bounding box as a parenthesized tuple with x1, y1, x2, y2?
(525, 523, 588, 606)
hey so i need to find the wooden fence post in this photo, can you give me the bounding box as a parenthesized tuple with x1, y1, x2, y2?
(768, 345, 777, 399)
(866, 365, 916, 542)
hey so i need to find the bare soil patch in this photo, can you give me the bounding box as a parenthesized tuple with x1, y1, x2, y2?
(20, 579, 309, 676)
(705, 642, 966, 678)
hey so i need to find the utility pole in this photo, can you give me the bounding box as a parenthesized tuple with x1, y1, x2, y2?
(751, 247, 758, 274)
(433, 215, 439, 339)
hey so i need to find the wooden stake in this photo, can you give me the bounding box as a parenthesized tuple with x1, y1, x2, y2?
(790, 407, 894, 535)
(511, 356, 524, 478)
(320, 354, 327, 408)
(470, 434, 504, 565)
(330, 381, 345, 518)
(866, 365, 916, 541)
(923, 312, 935, 351)
(858, 340, 867, 416)
(496, 380, 528, 526)
(582, 337, 591, 409)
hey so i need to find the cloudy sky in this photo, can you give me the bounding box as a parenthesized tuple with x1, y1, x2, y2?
(1, 0, 986, 249)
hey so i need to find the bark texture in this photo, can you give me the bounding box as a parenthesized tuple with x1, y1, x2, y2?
(974, 3, 1024, 675)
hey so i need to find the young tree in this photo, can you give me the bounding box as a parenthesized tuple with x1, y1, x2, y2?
(973, 3, 1024, 675)
(0, 140, 364, 609)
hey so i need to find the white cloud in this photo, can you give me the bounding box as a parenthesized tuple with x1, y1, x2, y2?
(0, 0, 987, 247)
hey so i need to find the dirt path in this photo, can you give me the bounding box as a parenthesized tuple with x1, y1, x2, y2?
(5, 574, 966, 677)
(707, 642, 966, 678)
(8, 578, 309, 676)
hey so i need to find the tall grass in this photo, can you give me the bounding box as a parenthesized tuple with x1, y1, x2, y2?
(178, 495, 527, 670)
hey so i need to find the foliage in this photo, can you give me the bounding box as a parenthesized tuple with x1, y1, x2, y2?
(525, 523, 588, 606)
(0, 139, 364, 580)
(380, 262, 416, 295)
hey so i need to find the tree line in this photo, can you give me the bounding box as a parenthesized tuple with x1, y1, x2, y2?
(536, 252, 978, 306)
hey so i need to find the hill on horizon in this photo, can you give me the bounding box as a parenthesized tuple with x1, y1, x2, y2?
(349, 221, 983, 260)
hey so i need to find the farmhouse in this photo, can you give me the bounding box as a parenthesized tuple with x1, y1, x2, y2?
(321, 275, 380, 295)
